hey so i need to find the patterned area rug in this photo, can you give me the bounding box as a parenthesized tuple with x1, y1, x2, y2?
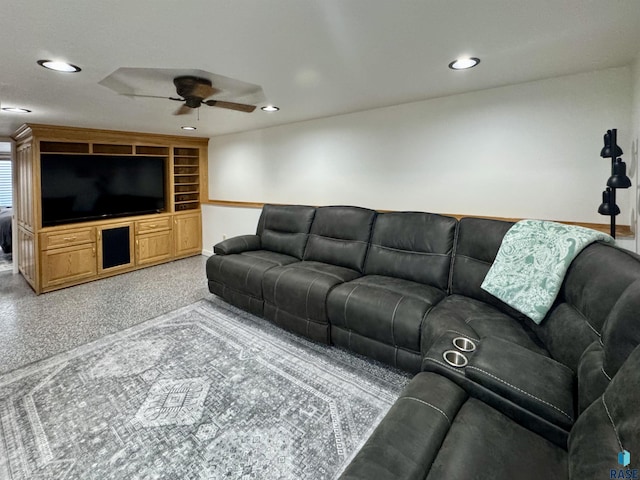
(0, 298, 410, 479)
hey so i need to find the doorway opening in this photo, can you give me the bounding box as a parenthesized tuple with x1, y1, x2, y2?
(0, 142, 13, 273)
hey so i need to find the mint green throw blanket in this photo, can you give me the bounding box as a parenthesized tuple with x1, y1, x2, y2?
(481, 220, 614, 324)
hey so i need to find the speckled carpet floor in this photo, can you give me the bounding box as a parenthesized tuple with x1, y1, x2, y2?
(0, 297, 409, 480)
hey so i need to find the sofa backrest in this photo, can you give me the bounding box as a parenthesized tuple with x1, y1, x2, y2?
(575, 276, 640, 413)
(568, 343, 640, 478)
(531, 243, 640, 374)
(450, 217, 525, 318)
(256, 204, 316, 259)
(364, 212, 457, 289)
(303, 206, 377, 272)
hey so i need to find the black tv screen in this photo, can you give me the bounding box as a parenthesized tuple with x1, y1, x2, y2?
(41, 154, 166, 227)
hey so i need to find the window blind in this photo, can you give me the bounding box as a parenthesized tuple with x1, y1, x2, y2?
(0, 160, 12, 207)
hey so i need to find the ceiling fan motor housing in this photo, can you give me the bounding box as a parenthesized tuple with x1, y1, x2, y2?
(174, 76, 212, 100)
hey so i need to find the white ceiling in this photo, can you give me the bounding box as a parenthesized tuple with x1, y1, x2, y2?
(1, 1, 640, 139)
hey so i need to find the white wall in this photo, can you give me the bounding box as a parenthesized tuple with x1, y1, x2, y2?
(204, 67, 636, 253)
(632, 57, 640, 254)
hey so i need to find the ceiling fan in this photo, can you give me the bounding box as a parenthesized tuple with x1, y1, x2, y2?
(152, 76, 257, 115)
(99, 68, 265, 116)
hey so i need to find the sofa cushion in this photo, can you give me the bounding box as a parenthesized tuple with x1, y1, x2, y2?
(421, 294, 548, 358)
(303, 206, 377, 272)
(577, 278, 640, 412)
(207, 250, 300, 299)
(328, 275, 446, 354)
(263, 261, 362, 327)
(364, 212, 456, 289)
(532, 243, 640, 373)
(451, 218, 512, 300)
(256, 204, 316, 259)
(569, 344, 640, 478)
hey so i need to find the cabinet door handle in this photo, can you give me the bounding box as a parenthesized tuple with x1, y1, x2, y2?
(63, 236, 76, 241)
(148, 224, 157, 228)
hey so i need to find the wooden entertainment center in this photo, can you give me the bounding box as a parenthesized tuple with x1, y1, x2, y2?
(12, 124, 208, 294)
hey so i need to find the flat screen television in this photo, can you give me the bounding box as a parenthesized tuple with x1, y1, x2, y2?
(41, 154, 166, 227)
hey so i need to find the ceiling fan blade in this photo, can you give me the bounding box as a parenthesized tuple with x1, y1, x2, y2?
(204, 100, 256, 113)
(174, 104, 192, 115)
(122, 93, 172, 99)
(192, 83, 219, 99)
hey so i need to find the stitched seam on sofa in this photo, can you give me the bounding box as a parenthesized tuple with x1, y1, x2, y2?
(294, 264, 351, 282)
(423, 356, 468, 375)
(308, 233, 370, 245)
(448, 221, 461, 294)
(271, 269, 289, 306)
(372, 244, 451, 257)
(601, 366, 612, 381)
(390, 296, 405, 348)
(241, 251, 282, 264)
(465, 365, 573, 422)
(418, 304, 436, 343)
(305, 276, 321, 320)
(347, 281, 437, 303)
(454, 253, 492, 266)
(602, 394, 624, 452)
(584, 319, 600, 337)
(399, 397, 451, 425)
(220, 283, 263, 302)
(244, 262, 260, 291)
(348, 329, 420, 355)
(343, 284, 361, 331)
(445, 329, 480, 342)
(569, 305, 601, 338)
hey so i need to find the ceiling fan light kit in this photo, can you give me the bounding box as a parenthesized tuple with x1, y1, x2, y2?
(261, 105, 280, 112)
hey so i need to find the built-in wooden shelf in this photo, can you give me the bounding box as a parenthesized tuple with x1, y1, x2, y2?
(11, 124, 209, 293)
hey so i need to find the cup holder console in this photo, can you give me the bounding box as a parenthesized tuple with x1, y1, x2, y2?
(443, 350, 468, 368)
(453, 337, 476, 352)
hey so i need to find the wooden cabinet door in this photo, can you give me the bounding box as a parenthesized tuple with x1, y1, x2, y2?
(97, 222, 135, 274)
(41, 244, 97, 289)
(137, 230, 173, 266)
(174, 212, 202, 257)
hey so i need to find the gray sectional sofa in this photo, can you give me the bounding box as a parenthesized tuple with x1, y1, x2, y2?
(206, 204, 640, 479)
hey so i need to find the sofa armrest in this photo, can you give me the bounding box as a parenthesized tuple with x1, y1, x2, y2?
(338, 372, 467, 480)
(213, 235, 261, 255)
(466, 337, 575, 431)
(422, 331, 572, 446)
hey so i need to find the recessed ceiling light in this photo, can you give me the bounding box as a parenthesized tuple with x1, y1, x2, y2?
(181, 126, 197, 131)
(448, 57, 480, 70)
(1, 107, 31, 113)
(37, 59, 81, 73)
(261, 105, 280, 112)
